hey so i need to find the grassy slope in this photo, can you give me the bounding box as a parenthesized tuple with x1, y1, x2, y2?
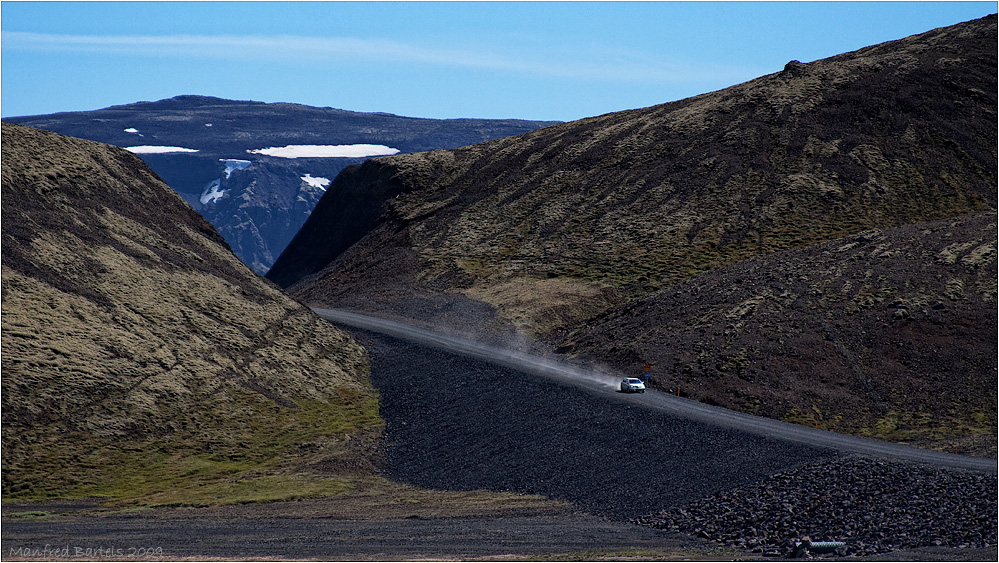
(1, 123, 381, 506)
(287, 16, 995, 340)
(279, 16, 996, 450)
(565, 212, 997, 455)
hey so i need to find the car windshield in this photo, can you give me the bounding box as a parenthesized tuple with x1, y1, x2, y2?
(626, 379, 642, 384)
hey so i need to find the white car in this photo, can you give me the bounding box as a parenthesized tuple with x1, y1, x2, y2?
(620, 377, 646, 393)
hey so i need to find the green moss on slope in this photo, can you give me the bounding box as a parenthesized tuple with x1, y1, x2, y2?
(285, 17, 996, 342)
(1, 123, 382, 506)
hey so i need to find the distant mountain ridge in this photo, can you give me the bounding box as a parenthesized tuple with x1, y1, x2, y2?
(4, 95, 559, 273)
(268, 15, 997, 451)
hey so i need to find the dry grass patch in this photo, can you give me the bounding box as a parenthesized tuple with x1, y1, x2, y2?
(465, 277, 617, 339)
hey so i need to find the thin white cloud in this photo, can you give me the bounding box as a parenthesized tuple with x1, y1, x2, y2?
(4, 31, 518, 65)
(3, 31, 762, 85)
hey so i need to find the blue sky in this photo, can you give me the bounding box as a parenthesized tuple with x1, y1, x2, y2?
(2, 1, 996, 122)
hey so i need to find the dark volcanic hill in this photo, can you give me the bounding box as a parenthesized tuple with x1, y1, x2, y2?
(4, 96, 558, 273)
(566, 212, 997, 454)
(268, 16, 997, 450)
(1, 123, 381, 504)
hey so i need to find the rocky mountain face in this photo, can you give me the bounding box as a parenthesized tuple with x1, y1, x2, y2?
(269, 16, 997, 451)
(1, 123, 381, 504)
(5, 96, 558, 273)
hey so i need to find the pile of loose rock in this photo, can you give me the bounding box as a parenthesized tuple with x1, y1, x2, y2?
(636, 455, 997, 557)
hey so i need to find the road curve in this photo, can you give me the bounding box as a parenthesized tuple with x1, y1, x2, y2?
(315, 308, 996, 474)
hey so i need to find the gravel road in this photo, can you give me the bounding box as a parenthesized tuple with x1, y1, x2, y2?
(328, 310, 997, 558)
(318, 309, 996, 472)
(357, 328, 835, 519)
(4, 311, 994, 560)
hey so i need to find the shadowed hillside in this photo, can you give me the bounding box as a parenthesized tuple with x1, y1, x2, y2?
(268, 16, 997, 449)
(565, 213, 997, 455)
(1, 123, 380, 504)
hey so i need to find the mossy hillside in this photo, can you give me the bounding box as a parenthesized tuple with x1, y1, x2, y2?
(6, 389, 380, 506)
(409, 111, 991, 320)
(566, 212, 997, 454)
(283, 16, 997, 342)
(782, 403, 996, 451)
(1, 123, 380, 505)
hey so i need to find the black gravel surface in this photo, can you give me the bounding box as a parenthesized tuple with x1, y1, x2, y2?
(350, 327, 998, 558)
(637, 455, 998, 557)
(357, 330, 837, 519)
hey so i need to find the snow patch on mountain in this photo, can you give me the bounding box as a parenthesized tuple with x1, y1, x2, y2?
(247, 144, 400, 159)
(221, 159, 251, 178)
(301, 174, 331, 191)
(200, 179, 224, 204)
(126, 145, 199, 154)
